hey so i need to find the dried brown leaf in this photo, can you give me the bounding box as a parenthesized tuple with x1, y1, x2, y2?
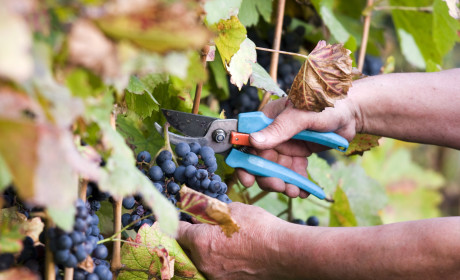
(77, 255, 95, 273)
(151, 247, 174, 280)
(289, 40, 353, 112)
(178, 186, 239, 237)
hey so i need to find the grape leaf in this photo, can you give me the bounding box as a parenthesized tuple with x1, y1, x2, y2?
(125, 75, 161, 119)
(95, 1, 210, 53)
(0, 8, 33, 82)
(211, 16, 247, 65)
(345, 133, 381, 156)
(118, 223, 205, 280)
(0, 154, 11, 191)
(238, 0, 273, 27)
(310, 0, 351, 44)
(204, 0, 242, 25)
(208, 50, 230, 100)
(390, 0, 460, 70)
(226, 38, 256, 89)
(249, 62, 287, 97)
(289, 40, 353, 112)
(178, 186, 239, 237)
(329, 186, 358, 227)
(0, 268, 39, 280)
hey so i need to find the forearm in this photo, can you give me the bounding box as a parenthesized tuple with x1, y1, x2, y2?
(278, 217, 460, 279)
(349, 69, 460, 149)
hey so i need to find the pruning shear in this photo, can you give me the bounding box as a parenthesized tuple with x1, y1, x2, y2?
(155, 109, 349, 200)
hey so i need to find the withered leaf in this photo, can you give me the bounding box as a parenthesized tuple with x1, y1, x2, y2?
(178, 186, 239, 237)
(150, 247, 174, 280)
(289, 40, 353, 112)
(345, 133, 381, 156)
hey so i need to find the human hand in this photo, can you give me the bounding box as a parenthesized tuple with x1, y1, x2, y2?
(177, 202, 296, 280)
(237, 96, 359, 197)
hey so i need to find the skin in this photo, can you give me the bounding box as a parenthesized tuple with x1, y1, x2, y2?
(177, 69, 460, 279)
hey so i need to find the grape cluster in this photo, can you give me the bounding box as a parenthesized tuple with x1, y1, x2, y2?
(292, 215, 320, 226)
(219, 84, 260, 119)
(248, 16, 305, 93)
(122, 142, 232, 230)
(41, 194, 111, 280)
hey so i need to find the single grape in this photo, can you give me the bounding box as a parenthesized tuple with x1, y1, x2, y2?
(167, 182, 180, 195)
(199, 146, 215, 159)
(156, 150, 172, 165)
(122, 196, 136, 209)
(207, 163, 218, 173)
(86, 273, 99, 280)
(182, 152, 198, 166)
(203, 156, 217, 167)
(209, 180, 221, 193)
(137, 151, 152, 163)
(217, 194, 232, 204)
(148, 166, 164, 181)
(91, 213, 99, 225)
(200, 178, 211, 190)
(175, 142, 190, 158)
(70, 231, 85, 245)
(173, 165, 186, 183)
(74, 244, 87, 262)
(54, 249, 70, 264)
(95, 264, 112, 280)
(189, 142, 201, 154)
(129, 214, 142, 228)
(90, 225, 100, 236)
(92, 244, 108, 259)
(168, 196, 177, 205)
(161, 160, 176, 176)
(195, 169, 208, 180)
(185, 165, 197, 178)
(218, 182, 227, 194)
(204, 190, 218, 198)
(306, 216, 319, 226)
(57, 234, 73, 250)
(73, 269, 87, 280)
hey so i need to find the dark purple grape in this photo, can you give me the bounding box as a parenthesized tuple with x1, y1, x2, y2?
(156, 150, 172, 165)
(0, 253, 14, 271)
(207, 163, 218, 173)
(306, 216, 319, 226)
(161, 160, 176, 176)
(292, 218, 307, 225)
(188, 142, 201, 154)
(70, 231, 85, 245)
(57, 234, 73, 250)
(217, 194, 232, 204)
(129, 214, 142, 228)
(195, 169, 208, 180)
(182, 152, 198, 166)
(137, 151, 152, 163)
(167, 182, 180, 195)
(200, 178, 211, 190)
(92, 244, 108, 259)
(122, 196, 136, 209)
(74, 244, 87, 262)
(173, 165, 186, 183)
(153, 182, 164, 193)
(54, 249, 70, 264)
(209, 180, 221, 193)
(185, 165, 197, 178)
(175, 142, 190, 158)
(148, 166, 164, 181)
(199, 146, 215, 159)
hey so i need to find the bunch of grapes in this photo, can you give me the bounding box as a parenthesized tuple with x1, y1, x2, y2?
(122, 142, 232, 230)
(219, 84, 260, 119)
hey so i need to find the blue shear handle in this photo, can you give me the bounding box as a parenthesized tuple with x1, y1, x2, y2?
(225, 149, 326, 200)
(238, 112, 348, 152)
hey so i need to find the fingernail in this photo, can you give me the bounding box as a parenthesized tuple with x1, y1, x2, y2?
(251, 132, 266, 143)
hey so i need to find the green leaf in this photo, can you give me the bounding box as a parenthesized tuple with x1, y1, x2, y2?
(118, 223, 205, 280)
(311, 0, 351, 43)
(390, 0, 460, 70)
(238, 0, 273, 27)
(329, 186, 358, 227)
(211, 16, 247, 65)
(0, 153, 12, 191)
(227, 38, 256, 89)
(66, 68, 105, 98)
(204, 0, 242, 25)
(250, 62, 286, 97)
(0, 208, 25, 254)
(208, 50, 230, 100)
(125, 75, 161, 119)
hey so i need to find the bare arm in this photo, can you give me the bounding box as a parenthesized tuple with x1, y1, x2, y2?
(352, 68, 460, 149)
(177, 203, 460, 280)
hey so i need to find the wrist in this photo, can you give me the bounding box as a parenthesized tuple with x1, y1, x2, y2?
(347, 79, 367, 134)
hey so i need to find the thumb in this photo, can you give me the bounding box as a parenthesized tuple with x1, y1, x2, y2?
(250, 107, 315, 150)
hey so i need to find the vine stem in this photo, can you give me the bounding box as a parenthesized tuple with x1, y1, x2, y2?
(259, 0, 286, 110)
(192, 45, 210, 114)
(287, 198, 293, 221)
(109, 112, 122, 278)
(373, 5, 432, 12)
(64, 268, 73, 280)
(358, 0, 374, 72)
(255, 47, 309, 60)
(45, 218, 55, 280)
(98, 213, 155, 244)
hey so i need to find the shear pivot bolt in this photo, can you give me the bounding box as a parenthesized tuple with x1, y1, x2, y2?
(213, 129, 226, 143)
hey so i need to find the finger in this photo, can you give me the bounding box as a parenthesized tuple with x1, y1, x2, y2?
(299, 190, 310, 198)
(284, 183, 301, 198)
(236, 168, 256, 187)
(250, 106, 319, 150)
(256, 176, 286, 193)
